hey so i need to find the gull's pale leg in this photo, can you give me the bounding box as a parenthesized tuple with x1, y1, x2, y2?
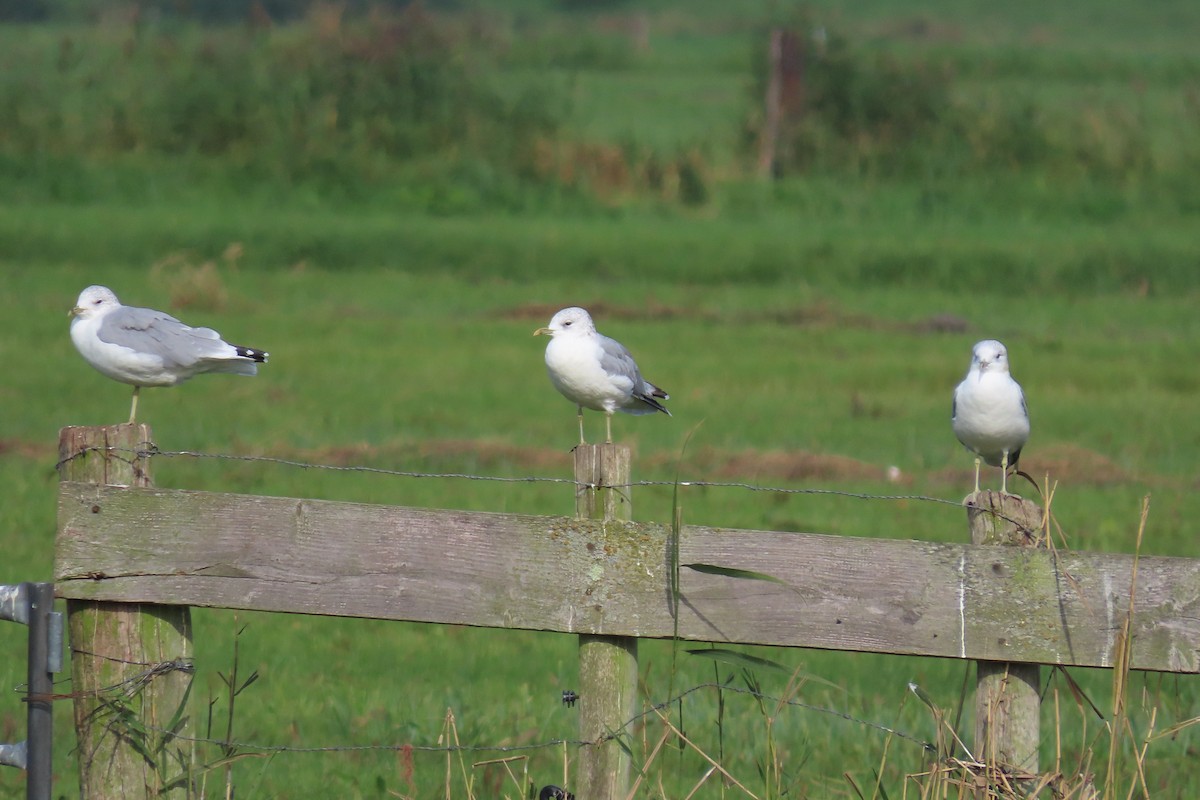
(1000, 450, 1010, 495)
(973, 456, 981, 494)
(604, 413, 613, 444)
(577, 407, 586, 445)
(128, 386, 141, 424)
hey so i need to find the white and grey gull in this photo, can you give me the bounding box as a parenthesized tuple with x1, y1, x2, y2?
(69, 285, 268, 423)
(534, 306, 670, 444)
(951, 339, 1030, 494)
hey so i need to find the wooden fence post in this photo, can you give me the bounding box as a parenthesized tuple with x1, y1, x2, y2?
(575, 444, 636, 800)
(757, 28, 784, 179)
(967, 490, 1044, 781)
(57, 425, 194, 799)
(756, 28, 805, 179)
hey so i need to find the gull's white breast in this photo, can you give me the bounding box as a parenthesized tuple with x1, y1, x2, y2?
(953, 372, 1029, 463)
(544, 335, 633, 413)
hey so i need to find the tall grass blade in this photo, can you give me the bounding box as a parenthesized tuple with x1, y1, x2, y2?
(686, 648, 789, 673)
(682, 563, 794, 589)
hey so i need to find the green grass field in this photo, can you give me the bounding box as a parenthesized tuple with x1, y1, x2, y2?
(2, 1, 1199, 797)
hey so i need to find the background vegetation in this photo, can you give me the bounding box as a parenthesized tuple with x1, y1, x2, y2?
(1, 0, 1198, 796)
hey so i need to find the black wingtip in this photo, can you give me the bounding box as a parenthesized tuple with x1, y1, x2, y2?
(235, 346, 269, 363)
(640, 383, 670, 414)
(636, 394, 671, 416)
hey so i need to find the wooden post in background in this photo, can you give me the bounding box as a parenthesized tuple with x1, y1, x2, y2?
(574, 444, 636, 800)
(967, 490, 1044, 779)
(757, 28, 784, 179)
(757, 28, 805, 179)
(57, 425, 194, 799)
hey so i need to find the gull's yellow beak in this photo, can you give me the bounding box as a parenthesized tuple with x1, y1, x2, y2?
(533, 327, 552, 337)
(68, 306, 83, 319)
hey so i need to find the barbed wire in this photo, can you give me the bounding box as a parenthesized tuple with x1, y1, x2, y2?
(624, 682, 937, 753)
(14, 646, 938, 753)
(33, 666, 934, 756)
(56, 444, 971, 512)
(16, 654, 195, 704)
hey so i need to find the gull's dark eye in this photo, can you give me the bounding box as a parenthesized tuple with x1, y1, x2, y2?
(563, 320, 572, 327)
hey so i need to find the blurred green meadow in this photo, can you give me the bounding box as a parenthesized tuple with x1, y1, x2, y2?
(2, 1, 1200, 797)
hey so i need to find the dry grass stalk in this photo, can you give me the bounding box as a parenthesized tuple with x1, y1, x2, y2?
(471, 755, 528, 798)
(636, 704, 762, 799)
(439, 707, 475, 800)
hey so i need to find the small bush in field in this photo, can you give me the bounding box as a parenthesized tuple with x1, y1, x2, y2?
(0, 7, 566, 203)
(744, 22, 1192, 184)
(745, 26, 955, 178)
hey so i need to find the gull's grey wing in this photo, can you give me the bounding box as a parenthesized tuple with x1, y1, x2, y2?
(97, 305, 231, 368)
(597, 334, 644, 386)
(1011, 384, 1029, 469)
(598, 334, 670, 415)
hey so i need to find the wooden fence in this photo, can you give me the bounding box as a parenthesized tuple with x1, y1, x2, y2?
(54, 424, 1200, 799)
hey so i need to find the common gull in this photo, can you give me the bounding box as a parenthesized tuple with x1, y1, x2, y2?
(534, 307, 670, 444)
(70, 285, 268, 423)
(951, 339, 1029, 494)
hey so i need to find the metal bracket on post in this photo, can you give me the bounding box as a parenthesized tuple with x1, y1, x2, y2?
(0, 582, 61, 800)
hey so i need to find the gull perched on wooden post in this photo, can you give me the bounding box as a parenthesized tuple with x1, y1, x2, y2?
(952, 339, 1030, 494)
(69, 285, 268, 423)
(534, 307, 670, 444)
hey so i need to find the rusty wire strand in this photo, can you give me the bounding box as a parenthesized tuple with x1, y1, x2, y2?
(34, 668, 933, 754)
(56, 444, 972, 512)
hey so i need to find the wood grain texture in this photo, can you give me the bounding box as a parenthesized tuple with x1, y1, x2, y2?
(967, 490, 1043, 776)
(57, 425, 194, 800)
(574, 443, 632, 522)
(55, 483, 1200, 673)
(57, 423, 155, 487)
(573, 444, 635, 800)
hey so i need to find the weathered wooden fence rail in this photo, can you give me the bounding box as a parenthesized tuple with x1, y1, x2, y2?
(57, 482, 1200, 670)
(54, 425, 1200, 799)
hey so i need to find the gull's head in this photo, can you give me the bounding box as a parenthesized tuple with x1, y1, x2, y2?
(533, 306, 595, 338)
(70, 285, 120, 320)
(970, 339, 1010, 375)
